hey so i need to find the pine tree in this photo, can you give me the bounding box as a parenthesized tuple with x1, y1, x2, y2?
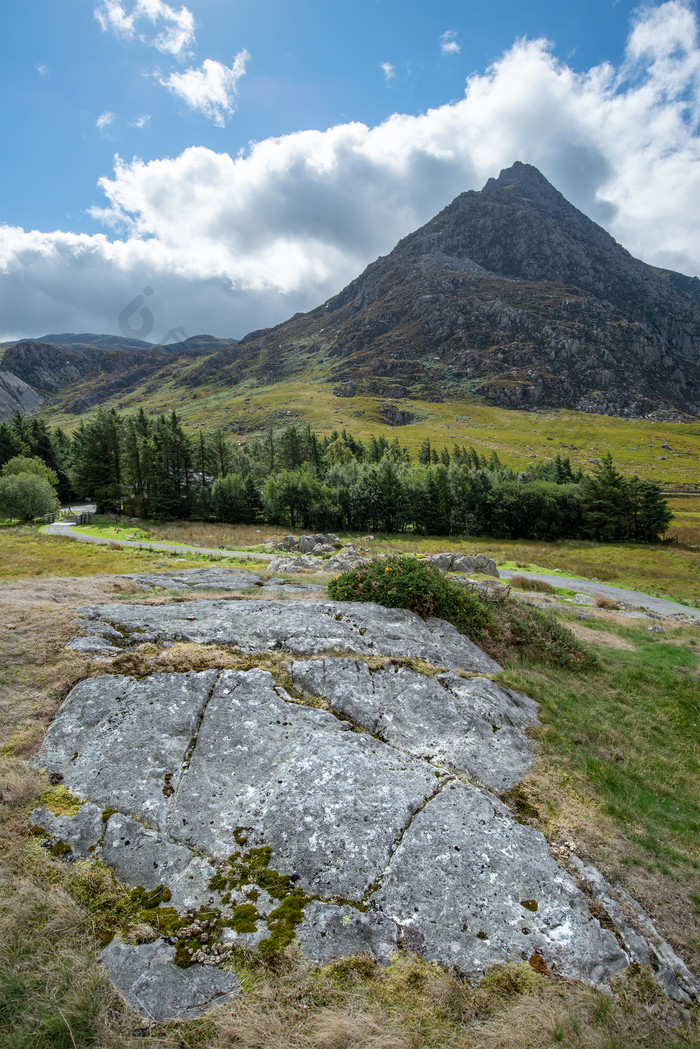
(579, 453, 628, 541)
(71, 409, 124, 514)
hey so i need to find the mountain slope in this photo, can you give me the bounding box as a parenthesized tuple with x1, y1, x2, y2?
(237, 162, 700, 416)
(3, 163, 699, 422)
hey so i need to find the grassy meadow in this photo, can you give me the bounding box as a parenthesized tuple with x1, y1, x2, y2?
(0, 518, 698, 1047)
(0, 523, 242, 581)
(73, 514, 700, 607)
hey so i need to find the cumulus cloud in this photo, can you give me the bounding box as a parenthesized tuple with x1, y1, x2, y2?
(129, 114, 151, 129)
(95, 0, 195, 57)
(440, 30, 461, 56)
(2, 1, 700, 341)
(160, 52, 249, 125)
(37, 64, 50, 76)
(96, 110, 116, 131)
(381, 62, 396, 81)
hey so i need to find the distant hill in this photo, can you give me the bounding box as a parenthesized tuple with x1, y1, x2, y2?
(0, 333, 235, 356)
(33, 332, 159, 353)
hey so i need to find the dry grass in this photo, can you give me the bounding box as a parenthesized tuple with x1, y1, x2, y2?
(508, 575, 556, 594)
(593, 595, 619, 610)
(666, 497, 700, 548)
(563, 623, 636, 650)
(140, 519, 283, 550)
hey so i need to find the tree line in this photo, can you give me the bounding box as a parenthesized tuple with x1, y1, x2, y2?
(0, 408, 672, 542)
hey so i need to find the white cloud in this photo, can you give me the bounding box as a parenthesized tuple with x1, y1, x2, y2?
(96, 110, 116, 131)
(440, 30, 461, 56)
(160, 52, 249, 126)
(381, 62, 396, 82)
(129, 114, 151, 129)
(37, 64, 50, 77)
(95, 0, 195, 57)
(2, 1, 700, 341)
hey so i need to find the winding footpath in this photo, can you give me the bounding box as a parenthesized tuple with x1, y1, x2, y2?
(43, 514, 700, 623)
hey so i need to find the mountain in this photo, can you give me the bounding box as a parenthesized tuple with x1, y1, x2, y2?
(28, 333, 160, 353)
(2, 163, 699, 424)
(0, 338, 235, 422)
(233, 162, 700, 416)
(0, 368, 44, 419)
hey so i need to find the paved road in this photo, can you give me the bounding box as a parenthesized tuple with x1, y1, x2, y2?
(43, 518, 699, 621)
(498, 569, 700, 621)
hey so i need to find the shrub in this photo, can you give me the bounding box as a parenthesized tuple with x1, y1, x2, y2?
(0, 473, 59, 522)
(328, 555, 594, 671)
(328, 555, 492, 640)
(482, 597, 596, 670)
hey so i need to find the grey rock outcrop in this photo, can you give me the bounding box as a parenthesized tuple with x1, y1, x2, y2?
(297, 902, 398, 965)
(31, 802, 104, 860)
(424, 552, 500, 578)
(125, 567, 263, 591)
(0, 369, 43, 422)
(374, 781, 626, 987)
(34, 663, 633, 999)
(73, 599, 502, 674)
(101, 814, 219, 913)
(33, 595, 697, 1019)
(289, 658, 537, 790)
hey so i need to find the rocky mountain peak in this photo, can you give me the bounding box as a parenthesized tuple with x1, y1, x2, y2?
(257, 162, 700, 417)
(487, 160, 566, 201)
(4, 164, 699, 422)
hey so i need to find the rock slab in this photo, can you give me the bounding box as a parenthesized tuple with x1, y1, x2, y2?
(75, 599, 502, 674)
(33, 595, 698, 1018)
(101, 939, 238, 1022)
(290, 658, 538, 790)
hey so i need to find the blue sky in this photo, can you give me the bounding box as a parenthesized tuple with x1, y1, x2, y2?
(1, 0, 699, 342)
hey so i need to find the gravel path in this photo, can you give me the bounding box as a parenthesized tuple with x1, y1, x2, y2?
(498, 569, 700, 621)
(43, 517, 699, 622)
(43, 520, 275, 563)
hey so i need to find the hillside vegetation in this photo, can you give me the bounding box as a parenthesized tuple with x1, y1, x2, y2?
(33, 376, 700, 488)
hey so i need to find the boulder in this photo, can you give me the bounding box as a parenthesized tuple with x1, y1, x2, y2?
(298, 534, 328, 554)
(426, 552, 454, 571)
(452, 553, 500, 578)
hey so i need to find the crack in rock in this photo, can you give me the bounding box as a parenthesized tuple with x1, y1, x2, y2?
(289, 657, 538, 791)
